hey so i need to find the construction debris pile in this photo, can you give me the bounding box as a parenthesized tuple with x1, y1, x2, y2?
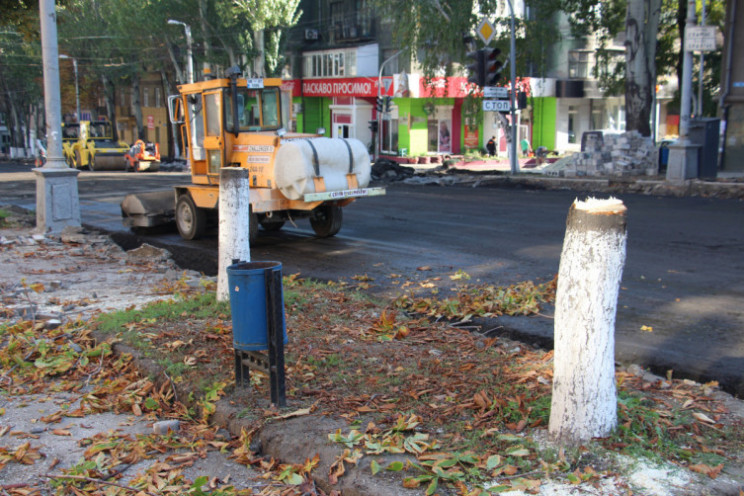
(543, 131, 659, 178)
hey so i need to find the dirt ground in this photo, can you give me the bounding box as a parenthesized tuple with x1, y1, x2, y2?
(2, 205, 744, 496)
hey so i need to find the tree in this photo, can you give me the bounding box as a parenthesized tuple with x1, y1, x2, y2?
(0, 16, 43, 154)
(624, 0, 661, 136)
(231, 0, 302, 77)
(549, 198, 627, 444)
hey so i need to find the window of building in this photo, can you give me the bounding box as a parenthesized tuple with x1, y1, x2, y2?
(569, 50, 591, 79)
(143, 88, 150, 108)
(304, 49, 355, 78)
(381, 116, 398, 154)
(568, 106, 577, 144)
(155, 88, 162, 108)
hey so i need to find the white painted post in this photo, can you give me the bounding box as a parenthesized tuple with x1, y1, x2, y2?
(217, 168, 252, 302)
(35, 0, 81, 234)
(549, 198, 627, 444)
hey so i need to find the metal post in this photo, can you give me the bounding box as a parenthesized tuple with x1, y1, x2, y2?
(35, 0, 81, 233)
(506, 0, 519, 174)
(697, 0, 706, 116)
(679, 0, 696, 139)
(666, 0, 699, 182)
(265, 267, 286, 407)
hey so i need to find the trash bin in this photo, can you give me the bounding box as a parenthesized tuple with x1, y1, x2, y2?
(227, 261, 287, 351)
(658, 141, 671, 173)
(688, 118, 720, 179)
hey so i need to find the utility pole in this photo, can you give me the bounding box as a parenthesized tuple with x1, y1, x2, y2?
(35, 0, 81, 233)
(506, 0, 518, 175)
(666, 0, 699, 182)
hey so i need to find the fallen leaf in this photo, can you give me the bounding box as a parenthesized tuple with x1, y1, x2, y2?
(689, 463, 724, 479)
(692, 412, 715, 424)
(51, 429, 71, 436)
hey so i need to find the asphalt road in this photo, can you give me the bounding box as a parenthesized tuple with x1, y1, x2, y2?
(3, 162, 743, 397)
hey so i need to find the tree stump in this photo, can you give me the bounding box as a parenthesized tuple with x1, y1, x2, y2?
(549, 198, 627, 443)
(217, 167, 252, 302)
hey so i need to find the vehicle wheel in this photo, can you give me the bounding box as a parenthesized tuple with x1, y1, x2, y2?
(176, 194, 207, 240)
(260, 218, 285, 232)
(88, 154, 96, 171)
(310, 204, 343, 237)
(65, 155, 75, 168)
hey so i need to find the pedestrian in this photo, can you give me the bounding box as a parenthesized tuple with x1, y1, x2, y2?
(486, 136, 496, 157)
(520, 138, 532, 157)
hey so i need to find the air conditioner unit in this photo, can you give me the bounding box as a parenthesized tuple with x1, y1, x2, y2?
(305, 29, 319, 41)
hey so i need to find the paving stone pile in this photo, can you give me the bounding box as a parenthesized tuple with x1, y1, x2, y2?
(544, 131, 659, 178)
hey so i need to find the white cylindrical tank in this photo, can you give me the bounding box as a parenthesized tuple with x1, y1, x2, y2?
(274, 138, 371, 200)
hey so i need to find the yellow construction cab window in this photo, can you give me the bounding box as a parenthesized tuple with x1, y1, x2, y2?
(231, 87, 281, 131)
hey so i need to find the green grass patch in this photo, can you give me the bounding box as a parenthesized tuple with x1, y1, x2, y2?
(96, 292, 229, 334)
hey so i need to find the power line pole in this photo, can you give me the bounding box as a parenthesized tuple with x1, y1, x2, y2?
(666, 0, 698, 183)
(35, 0, 81, 233)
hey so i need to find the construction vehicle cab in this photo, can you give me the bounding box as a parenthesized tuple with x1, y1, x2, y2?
(153, 67, 384, 241)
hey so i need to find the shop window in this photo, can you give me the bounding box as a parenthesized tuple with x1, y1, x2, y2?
(381, 117, 398, 154)
(427, 119, 452, 153)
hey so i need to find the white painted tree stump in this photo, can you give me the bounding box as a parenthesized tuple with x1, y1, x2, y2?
(217, 168, 252, 302)
(549, 197, 627, 443)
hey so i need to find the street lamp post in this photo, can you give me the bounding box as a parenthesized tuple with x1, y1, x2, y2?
(59, 54, 79, 121)
(36, 0, 81, 233)
(168, 19, 194, 84)
(505, 0, 518, 175)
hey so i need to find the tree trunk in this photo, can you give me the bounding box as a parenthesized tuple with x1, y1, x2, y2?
(217, 167, 252, 302)
(101, 75, 117, 139)
(549, 198, 627, 444)
(167, 42, 185, 84)
(253, 29, 265, 77)
(199, 0, 212, 73)
(624, 0, 661, 136)
(160, 69, 179, 160)
(131, 72, 144, 140)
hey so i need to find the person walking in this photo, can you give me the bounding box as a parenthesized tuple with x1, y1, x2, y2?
(486, 136, 496, 157)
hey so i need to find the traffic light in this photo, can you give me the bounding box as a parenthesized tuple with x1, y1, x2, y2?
(384, 96, 392, 113)
(369, 120, 378, 133)
(375, 97, 384, 113)
(466, 49, 485, 87)
(483, 48, 504, 87)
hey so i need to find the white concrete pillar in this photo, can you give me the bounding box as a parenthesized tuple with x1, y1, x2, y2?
(549, 198, 627, 444)
(217, 167, 252, 302)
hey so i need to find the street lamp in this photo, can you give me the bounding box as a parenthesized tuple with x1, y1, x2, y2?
(59, 54, 79, 122)
(167, 19, 194, 84)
